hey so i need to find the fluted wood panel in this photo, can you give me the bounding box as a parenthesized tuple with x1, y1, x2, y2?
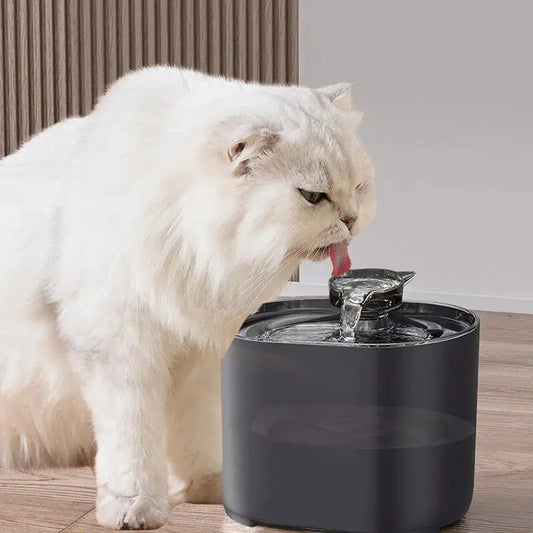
(0, 0, 298, 157)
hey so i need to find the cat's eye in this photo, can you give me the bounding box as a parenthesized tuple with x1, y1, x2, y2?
(298, 188, 328, 205)
(355, 182, 365, 191)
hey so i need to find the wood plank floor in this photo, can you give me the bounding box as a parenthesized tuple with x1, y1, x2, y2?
(0, 310, 531, 532)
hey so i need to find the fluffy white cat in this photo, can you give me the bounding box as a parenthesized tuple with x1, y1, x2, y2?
(0, 67, 375, 529)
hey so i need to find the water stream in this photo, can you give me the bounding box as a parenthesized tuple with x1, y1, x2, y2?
(257, 274, 450, 345)
(332, 277, 398, 340)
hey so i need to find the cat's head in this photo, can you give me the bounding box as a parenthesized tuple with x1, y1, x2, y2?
(205, 82, 376, 278)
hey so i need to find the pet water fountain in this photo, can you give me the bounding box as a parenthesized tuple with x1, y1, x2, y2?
(222, 269, 479, 533)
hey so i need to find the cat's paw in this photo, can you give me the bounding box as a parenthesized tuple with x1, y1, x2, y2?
(186, 472, 222, 504)
(168, 472, 221, 506)
(167, 475, 190, 506)
(187, 474, 222, 503)
(96, 491, 169, 530)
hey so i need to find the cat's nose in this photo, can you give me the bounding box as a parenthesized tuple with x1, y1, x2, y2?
(342, 217, 356, 230)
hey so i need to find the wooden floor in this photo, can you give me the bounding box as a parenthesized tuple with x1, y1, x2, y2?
(0, 310, 532, 533)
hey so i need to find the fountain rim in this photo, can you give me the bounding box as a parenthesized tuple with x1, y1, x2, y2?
(235, 298, 480, 349)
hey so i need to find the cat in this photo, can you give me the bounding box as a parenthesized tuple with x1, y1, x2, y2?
(0, 67, 376, 529)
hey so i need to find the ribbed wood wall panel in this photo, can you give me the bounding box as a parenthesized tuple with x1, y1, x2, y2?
(0, 0, 298, 157)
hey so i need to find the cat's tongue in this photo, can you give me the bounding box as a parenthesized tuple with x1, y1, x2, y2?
(329, 241, 351, 276)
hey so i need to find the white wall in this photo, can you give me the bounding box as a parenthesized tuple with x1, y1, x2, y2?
(294, 0, 533, 313)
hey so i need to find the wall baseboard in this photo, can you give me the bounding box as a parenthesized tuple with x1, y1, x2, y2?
(280, 282, 533, 314)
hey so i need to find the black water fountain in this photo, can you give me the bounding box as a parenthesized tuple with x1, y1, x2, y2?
(222, 269, 480, 533)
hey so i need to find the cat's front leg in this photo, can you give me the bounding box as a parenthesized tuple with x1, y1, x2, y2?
(82, 357, 170, 530)
(166, 350, 222, 505)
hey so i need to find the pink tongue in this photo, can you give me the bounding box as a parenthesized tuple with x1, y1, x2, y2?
(329, 241, 351, 276)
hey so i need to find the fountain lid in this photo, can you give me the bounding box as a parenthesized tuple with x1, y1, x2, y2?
(329, 268, 415, 320)
(238, 299, 478, 347)
(237, 268, 477, 347)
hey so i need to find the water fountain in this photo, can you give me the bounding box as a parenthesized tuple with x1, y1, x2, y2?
(222, 269, 480, 533)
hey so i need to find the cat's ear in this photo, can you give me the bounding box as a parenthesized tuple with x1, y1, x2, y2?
(317, 82, 354, 113)
(227, 128, 280, 177)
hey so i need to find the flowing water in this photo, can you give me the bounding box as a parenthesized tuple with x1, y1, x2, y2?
(331, 277, 398, 340)
(260, 317, 438, 345)
(257, 276, 451, 345)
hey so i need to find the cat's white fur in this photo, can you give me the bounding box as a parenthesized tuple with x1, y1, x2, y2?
(0, 67, 375, 529)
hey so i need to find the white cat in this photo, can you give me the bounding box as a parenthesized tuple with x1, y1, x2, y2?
(0, 67, 376, 529)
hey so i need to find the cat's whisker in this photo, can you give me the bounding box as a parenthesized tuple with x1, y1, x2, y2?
(240, 247, 307, 304)
(221, 245, 300, 307)
(218, 247, 307, 326)
(219, 266, 295, 325)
